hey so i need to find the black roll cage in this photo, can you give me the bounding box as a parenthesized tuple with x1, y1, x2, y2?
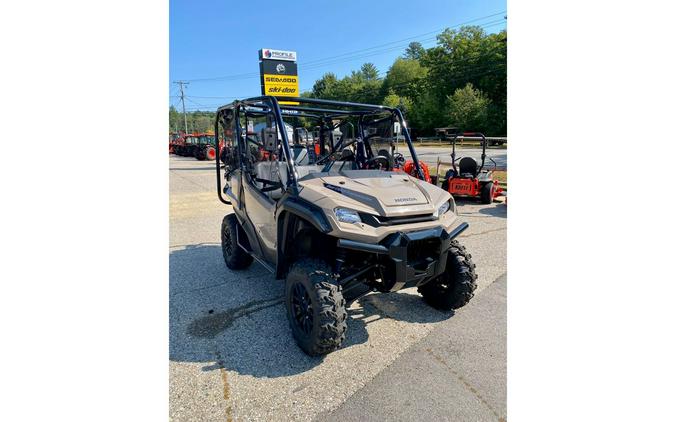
(215, 96, 424, 205)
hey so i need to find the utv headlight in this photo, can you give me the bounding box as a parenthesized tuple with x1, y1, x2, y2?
(335, 208, 362, 224)
(434, 201, 451, 218)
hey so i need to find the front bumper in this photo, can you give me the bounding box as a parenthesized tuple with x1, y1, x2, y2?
(337, 222, 469, 291)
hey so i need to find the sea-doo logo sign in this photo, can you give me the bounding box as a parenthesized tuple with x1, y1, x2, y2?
(259, 48, 299, 104)
(261, 49, 297, 61)
(264, 75, 297, 84)
(394, 197, 417, 203)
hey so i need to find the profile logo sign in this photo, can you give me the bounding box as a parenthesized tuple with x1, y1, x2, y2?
(260, 49, 296, 61)
(259, 48, 299, 104)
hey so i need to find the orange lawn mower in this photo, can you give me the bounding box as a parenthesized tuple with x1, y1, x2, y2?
(437, 132, 503, 204)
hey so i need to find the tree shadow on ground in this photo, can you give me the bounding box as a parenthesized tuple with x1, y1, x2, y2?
(169, 244, 453, 378)
(478, 203, 507, 218)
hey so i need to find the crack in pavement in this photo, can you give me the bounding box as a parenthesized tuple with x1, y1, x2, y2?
(426, 347, 505, 421)
(213, 349, 234, 422)
(170, 169, 212, 191)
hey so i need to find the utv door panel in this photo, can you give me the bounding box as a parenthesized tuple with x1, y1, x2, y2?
(242, 176, 278, 263)
(228, 169, 242, 209)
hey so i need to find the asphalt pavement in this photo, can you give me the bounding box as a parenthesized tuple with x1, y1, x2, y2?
(169, 153, 507, 421)
(320, 274, 506, 422)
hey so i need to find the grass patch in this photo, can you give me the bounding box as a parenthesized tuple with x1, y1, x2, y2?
(493, 170, 507, 184)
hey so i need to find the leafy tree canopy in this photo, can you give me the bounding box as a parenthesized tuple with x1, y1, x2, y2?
(169, 26, 506, 136)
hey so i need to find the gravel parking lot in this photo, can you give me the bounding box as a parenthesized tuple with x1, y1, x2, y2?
(169, 155, 507, 421)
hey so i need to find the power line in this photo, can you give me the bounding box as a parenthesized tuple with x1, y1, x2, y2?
(181, 12, 506, 84)
(299, 11, 505, 67)
(300, 19, 506, 71)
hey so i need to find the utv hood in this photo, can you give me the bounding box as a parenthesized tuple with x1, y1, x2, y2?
(296, 170, 450, 217)
(320, 173, 430, 207)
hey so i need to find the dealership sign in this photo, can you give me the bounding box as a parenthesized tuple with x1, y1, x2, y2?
(259, 48, 299, 104)
(259, 48, 297, 62)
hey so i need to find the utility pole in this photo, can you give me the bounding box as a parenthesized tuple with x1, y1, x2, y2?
(173, 81, 189, 134)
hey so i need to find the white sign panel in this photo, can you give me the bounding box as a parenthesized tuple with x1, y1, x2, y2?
(260, 48, 297, 62)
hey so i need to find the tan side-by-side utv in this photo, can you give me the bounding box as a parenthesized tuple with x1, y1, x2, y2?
(215, 96, 477, 356)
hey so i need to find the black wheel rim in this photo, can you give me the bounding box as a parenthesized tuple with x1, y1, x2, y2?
(223, 226, 233, 256)
(291, 282, 313, 335)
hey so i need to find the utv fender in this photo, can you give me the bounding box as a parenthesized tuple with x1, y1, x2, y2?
(277, 197, 331, 234)
(276, 197, 332, 279)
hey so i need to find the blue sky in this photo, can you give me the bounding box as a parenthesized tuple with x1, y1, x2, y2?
(169, 0, 506, 111)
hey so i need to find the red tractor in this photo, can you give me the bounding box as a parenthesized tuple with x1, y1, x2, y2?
(169, 132, 183, 154)
(173, 134, 199, 157)
(193, 133, 218, 161)
(439, 132, 503, 204)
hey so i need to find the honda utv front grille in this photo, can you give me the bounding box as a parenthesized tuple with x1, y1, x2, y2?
(407, 237, 441, 268)
(359, 212, 435, 227)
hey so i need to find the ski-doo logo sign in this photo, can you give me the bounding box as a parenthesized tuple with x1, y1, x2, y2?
(259, 48, 299, 104)
(260, 49, 297, 62)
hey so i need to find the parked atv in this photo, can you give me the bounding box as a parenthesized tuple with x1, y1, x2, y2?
(215, 96, 477, 356)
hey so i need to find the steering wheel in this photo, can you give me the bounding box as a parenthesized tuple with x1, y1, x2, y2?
(365, 155, 390, 171)
(393, 152, 405, 167)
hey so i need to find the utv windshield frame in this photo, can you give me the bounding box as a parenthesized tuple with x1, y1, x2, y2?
(215, 96, 423, 205)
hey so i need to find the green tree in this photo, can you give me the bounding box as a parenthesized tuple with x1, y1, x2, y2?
(404, 42, 425, 60)
(381, 58, 427, 100)
(407, 92, 447, 133)
(360, 62, 379, 80)
(169, 105, 181, 132)
(310, 65, 383, 104)
(382, 93, 412, 112)
(312, 72, 339, 98)
(446, 83, 490, 132)
(422, 26, 506, 134)
(297, 25, 506, 136)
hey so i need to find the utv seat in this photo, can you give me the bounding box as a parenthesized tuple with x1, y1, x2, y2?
(254, 161, 288, 200)
(254, 161, 324, 200)
(291, 146, 309, 165)
(340, 148, 355, 161)
(458, 157, 478, 178)
(296, 164, 324, 179)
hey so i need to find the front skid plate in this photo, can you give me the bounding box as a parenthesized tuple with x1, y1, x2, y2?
(338, 223, 468, 291)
